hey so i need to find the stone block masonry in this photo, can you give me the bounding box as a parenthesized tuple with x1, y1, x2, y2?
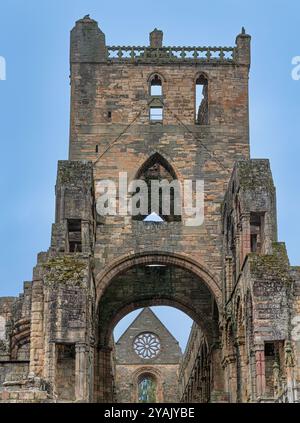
(0, 15, 299, 403)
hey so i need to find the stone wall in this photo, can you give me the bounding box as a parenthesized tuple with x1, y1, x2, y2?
(0, 361, 29, 385)
(115, 308, 181, 403)
(116, 364, 180, 403)
(0, 16, 299, 404)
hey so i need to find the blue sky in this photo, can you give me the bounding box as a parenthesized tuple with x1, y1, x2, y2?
(0, 0, 299, 350)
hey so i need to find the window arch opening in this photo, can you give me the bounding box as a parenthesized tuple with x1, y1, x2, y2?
(150, 74, 162, 96)
(138, 373, 157, 403)
(132, 153, 181, 222)
(195, 74, 208, 125)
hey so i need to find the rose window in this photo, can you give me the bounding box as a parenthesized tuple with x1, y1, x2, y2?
(133, 333, 161, 359)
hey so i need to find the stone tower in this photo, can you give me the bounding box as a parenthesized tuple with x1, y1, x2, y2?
(0, 15, 299, 403)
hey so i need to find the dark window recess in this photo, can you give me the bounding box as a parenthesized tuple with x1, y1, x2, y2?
(264, 341, 284, 398)
(68, 219, 82, 253)
(150, 74, 162, 96)
(265, 342, 275, 357)
(108, 111, 112, 119)
(57, 343, 76, 360)
(95, 145, 99, 153)
(56, 344, 75, 401)
(195, 75, 208, 125)
(250, 213, 264, 253)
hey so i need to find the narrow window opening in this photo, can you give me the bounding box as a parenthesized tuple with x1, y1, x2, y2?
(138, 374, 157, 403)
(195, 75, 208, 125)
(150, 75, 162, 96)
(95, 145, 99, 153)
(107, 111, 112, 120)
(150, 107, 163, 121)
(68, 219, 82, 253)
(250, 213, 264, 253)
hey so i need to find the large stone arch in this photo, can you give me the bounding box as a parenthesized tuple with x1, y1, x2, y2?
(100, 297, 216, 347)
(131, 150, 185, 185)
(94, 252, 223, 402)
(95, 251, 222, 308)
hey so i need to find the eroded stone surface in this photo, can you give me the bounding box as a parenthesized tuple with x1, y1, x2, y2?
(0, 17, 299, 403)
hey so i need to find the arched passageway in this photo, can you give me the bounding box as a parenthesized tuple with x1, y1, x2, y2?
(93, 253, 224, 402)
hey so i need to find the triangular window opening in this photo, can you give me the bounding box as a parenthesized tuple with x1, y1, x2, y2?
(195, 74, 209, 125)
(143, 212, 164, 223)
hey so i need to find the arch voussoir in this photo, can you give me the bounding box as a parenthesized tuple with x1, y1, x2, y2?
(95, 251, 222, 308)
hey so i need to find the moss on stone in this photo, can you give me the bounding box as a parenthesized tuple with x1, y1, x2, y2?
(237, 160, 275, 192)
(57, 161, 93, 185)
(42, 255, 87, 287)
(249, 243, 291, 282)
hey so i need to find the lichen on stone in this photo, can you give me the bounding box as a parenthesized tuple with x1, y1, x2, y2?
(249, 243, 291, 282)
(42, 255, 87, 288)
(237, 160, 275, 192)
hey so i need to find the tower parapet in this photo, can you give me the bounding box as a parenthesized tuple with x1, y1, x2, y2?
(235, 27, 251, 67)
(70, 15, 250, 66)
(70, 15, 106, 63)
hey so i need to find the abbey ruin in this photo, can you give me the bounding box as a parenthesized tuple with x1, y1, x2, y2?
(0, 15, 299, 403)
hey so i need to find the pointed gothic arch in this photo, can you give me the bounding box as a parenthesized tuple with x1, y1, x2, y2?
(132, 153, 181, 222)
(135, 152, 177, 181)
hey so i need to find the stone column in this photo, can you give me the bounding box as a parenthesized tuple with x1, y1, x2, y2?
(97, 346, 113, 403)
(210, 346, 227, 402)
(236, 336, 248, 402)
(75, 343, 88, 402)
(235, 28, 251, 67)
(29, 277, 44, 377)
(81, 220, 91, 254)
(149, 29, 163, 48)
(285, 341, 297, 403)
(240, 212, 251, 266)
(225, 256, 233, 301)
(226, 354, 238, 402)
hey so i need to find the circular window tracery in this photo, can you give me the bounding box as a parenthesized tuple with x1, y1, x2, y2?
(133, 333, 161, 359)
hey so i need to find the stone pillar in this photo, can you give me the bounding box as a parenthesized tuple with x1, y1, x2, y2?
(240, 212, 251, 265)
(254, 343, 266, 399)
(225, 256, 233, 301)
(285, 341, 297, 403)
(75, 343, 88, 402)
(149, 29, 163, 48)
(82, 220, 91, 254)
(48, 342, 57, 397)
(210, 346, 227, 402)
(249, 349, 257, 400)
(225, 354, 238, 402)
(235, 228, 241, 275)
(235, 28, 251, 67)
(70, 15, 106, 63)
(29, 277, 44, 377)
(236, 336, 248, 402)
(97, 346, 113, 403)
